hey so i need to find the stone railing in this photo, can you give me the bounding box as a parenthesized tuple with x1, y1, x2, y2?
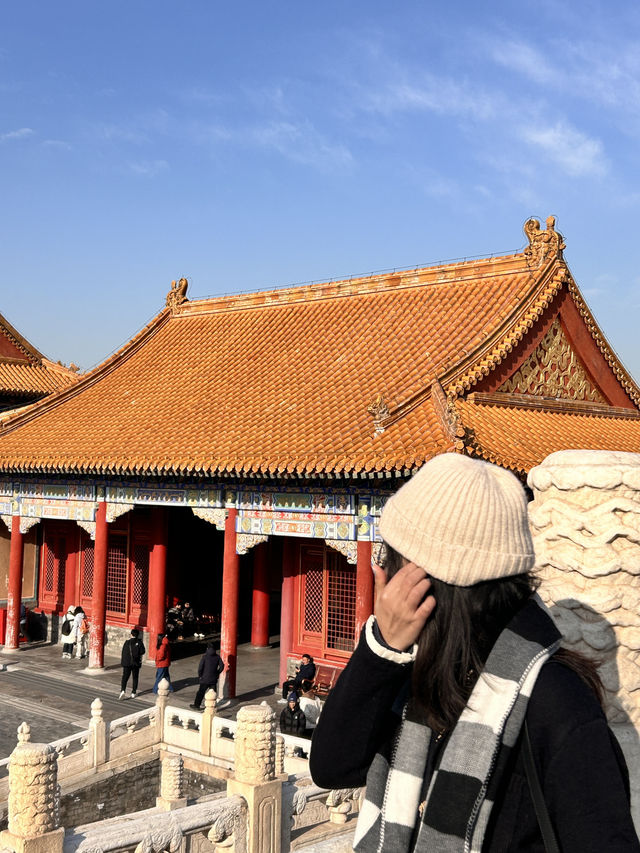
(62, 795, 246, 853)
(0, 686, 358, 853)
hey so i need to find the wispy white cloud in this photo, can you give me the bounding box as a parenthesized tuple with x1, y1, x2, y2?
(490, 40, 556, 84)
(363, 75, 500, 121)
(252, 120, 353, 171)
(519, 121, 608, 177)
(90, 110, 170, 146)
(42, 139, 72, 150)
(126, 159, 169, 177)
(0, 127, 33, 143)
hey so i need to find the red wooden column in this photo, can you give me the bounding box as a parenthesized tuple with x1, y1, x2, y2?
(147, 506, 168, 651)
(3, 517, 24, 651)
(251, 541, 270, 648)
(279, 537, 296, 687)
(355, 540, 374, 639)
(220, 508, 240, 699)
(88, 502, 108, 670)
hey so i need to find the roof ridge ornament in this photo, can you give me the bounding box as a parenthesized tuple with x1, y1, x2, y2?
(368, 393, 390, 435)
(165, 277, 189, 311)
(524, 215, 565, 268)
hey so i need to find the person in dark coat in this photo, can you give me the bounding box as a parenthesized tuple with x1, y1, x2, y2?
(190, 643, 224, 710)
(310, 454, 639, 853)
(281, 653, 316, 700)
(118, 628, 146, 699)
(153, 633, 174, 693)
(279, 691, 306, 736)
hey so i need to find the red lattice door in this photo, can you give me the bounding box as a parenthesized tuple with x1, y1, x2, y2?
(106, 533, 128, 618)
(295, 543, 356, 660)
(298, 545, 324, 648)
(129, 537, 150, 624)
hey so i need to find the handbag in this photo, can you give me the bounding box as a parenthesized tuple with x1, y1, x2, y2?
(523, 720, 561, 853)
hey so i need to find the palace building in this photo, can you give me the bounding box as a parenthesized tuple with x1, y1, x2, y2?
(1, 217, 639, 696)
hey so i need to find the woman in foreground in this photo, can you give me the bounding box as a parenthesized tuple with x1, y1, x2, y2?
(310, 453, 639, 852)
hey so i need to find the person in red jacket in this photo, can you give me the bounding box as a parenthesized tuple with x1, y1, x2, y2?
(153, 633, 174, 693)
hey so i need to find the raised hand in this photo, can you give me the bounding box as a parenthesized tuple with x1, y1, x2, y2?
(373, 561, 436, 652)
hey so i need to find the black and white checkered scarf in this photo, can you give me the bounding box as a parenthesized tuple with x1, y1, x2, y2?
(354, 595, 561, 853)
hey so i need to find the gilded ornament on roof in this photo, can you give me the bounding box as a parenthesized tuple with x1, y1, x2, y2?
(499, 319, 606, 402)
(165, 277, 189, 310)
(524, 216, 565, 268)
(367, 393, 390, 434)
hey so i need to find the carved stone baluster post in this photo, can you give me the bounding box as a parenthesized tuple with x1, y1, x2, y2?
(227, 705, 281, 853)
(200, 688, 217, 757)
(155, 678, 170, 745)
(275, 735, 285, 778)
(156, 752, 187, 811)
(88, 697, 107, 768)
(0, 723, 64, 853)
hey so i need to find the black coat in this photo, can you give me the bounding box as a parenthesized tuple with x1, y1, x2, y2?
(198, 648, 224, 685)
(310, 627, 639, 852)
(280, 704, 307, 736)
(120, 637, 145, 667)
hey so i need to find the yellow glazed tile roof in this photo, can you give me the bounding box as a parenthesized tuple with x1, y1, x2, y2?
(456, 395, 640, 474)
(0, 253, 535, 477)
(0, 311, 79, 397)
(0, 218, 637, 478)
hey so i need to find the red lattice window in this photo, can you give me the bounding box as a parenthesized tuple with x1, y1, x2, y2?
(106, 535, 128, 614)
(296, 543, 356, 659)
(131, 542, 149, 608)
(44, 548, 55, 594)
(326, 559, 356, 653)
(304, 564, 323, 632)
(81, 541, 94, 598)
(57, 549, 66, 597)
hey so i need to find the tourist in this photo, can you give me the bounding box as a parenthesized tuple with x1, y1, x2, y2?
(165, 602, 184, 640)
(310, 453, 640, 851)
(279, 691, 306, 736)
(281, 653, 315, 701)
(189, 642, 224, 710)
(60, 605, 75, 659)
(73, 606, 89, 659)
(298, 688, 322, 731)
(119, 628, 146, 700)
(153, 632, 174, 693)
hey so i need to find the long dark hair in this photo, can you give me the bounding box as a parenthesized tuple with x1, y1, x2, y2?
(383, 544, 604, 733)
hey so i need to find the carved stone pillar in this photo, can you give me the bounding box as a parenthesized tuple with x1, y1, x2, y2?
(88, 698, 107, 767)
(156, 752, 187, 811)
(275, 736, 285, 778)
(227, 705, 281, 853)
(0, 723, 64, 853)
(528, 449, 640, 820)
(200, 688, 217, 757)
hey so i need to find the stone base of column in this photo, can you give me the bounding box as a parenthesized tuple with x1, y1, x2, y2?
(83, 666, 105, 676)
(156, 796, 188, 811)
(0, 645, 19, 655)
(0, 827, 64, 853)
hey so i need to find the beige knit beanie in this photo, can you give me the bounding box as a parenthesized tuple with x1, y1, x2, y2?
(379, 453, 535, 586)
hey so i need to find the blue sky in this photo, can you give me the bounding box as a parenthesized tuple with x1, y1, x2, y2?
(2, 1, 640, 381)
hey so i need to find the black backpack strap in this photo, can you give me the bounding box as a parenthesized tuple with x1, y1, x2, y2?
(523, 720, 560, 853)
